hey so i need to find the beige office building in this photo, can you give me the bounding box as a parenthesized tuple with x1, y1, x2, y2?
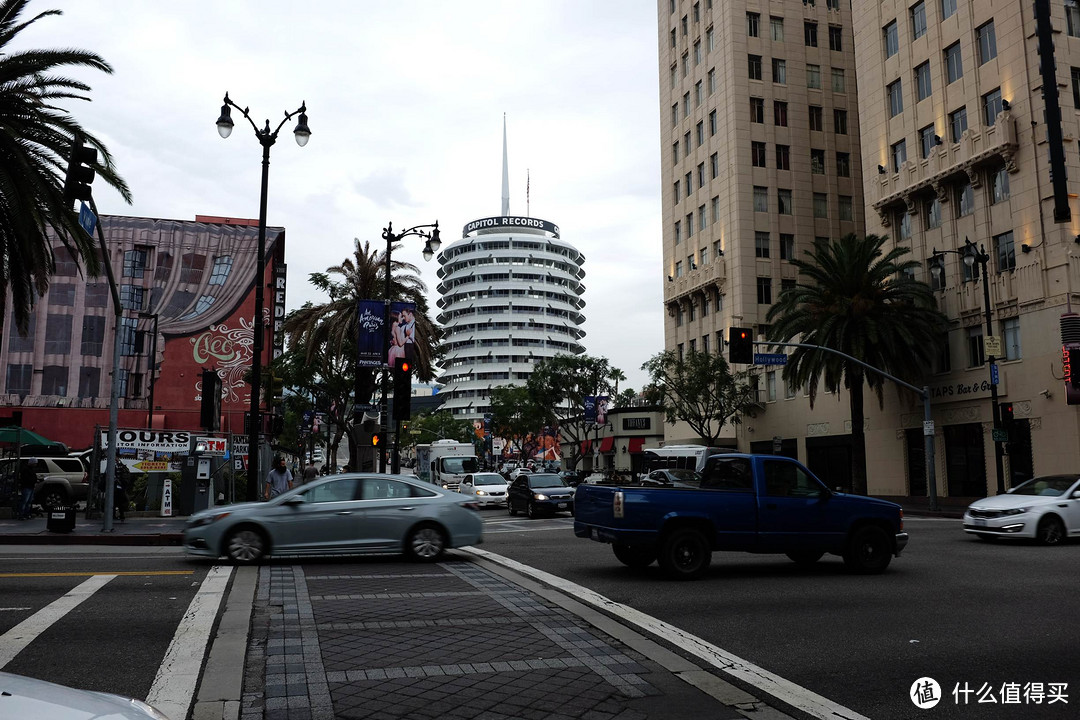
(659, 0, 1080, 498)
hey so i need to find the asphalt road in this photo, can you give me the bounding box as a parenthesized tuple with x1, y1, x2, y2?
(476, 512, 1080, 720)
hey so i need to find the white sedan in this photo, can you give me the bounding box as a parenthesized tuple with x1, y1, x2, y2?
(963, 475, 1080, 545)
(458, 472, 510, 507)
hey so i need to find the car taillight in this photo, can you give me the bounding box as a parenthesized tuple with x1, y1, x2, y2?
(899, 509, 904, 531)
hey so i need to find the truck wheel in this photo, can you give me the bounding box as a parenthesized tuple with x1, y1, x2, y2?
(843, 526, 892, 574)
(785, 550, 825, 566)
(405, 523, 446, 562)
(225, 527, 266, 564)
(613, 543, 656, 569)
(657, 528, 711, 579)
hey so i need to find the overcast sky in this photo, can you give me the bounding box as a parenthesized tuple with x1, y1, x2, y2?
(29, 0, 664, 391)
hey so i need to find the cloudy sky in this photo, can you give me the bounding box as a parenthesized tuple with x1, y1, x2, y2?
(28, 0, 664, 390)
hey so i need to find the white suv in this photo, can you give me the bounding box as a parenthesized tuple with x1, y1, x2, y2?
(3, 455, 90, 508)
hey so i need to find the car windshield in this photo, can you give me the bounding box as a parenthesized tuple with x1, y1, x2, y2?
(473, 474, 505, 485)
(1009, 475, 1078, 497)
(442, 457, 478, 474)
(529, 474, 566, 489)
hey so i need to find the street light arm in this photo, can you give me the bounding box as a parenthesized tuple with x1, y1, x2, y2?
(221, 92, 307, 145)
(382, 222, 440, 243)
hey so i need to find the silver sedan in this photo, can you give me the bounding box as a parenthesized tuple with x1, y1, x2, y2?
(183, 473, 483, 563)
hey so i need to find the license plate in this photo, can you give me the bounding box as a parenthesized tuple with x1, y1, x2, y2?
(973, 518, 987, 526)
(558, 503, 567, 509)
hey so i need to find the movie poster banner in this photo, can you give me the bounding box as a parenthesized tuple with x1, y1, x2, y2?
(357, 300, 417, 368)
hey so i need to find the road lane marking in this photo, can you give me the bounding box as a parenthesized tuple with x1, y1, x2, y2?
(0, 571, 193, 578)
(464, 547, 869, 720)
(0, 574, 114, 669)
(147, 565, 233, 720)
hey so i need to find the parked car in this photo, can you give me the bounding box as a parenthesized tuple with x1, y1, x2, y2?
(507, 473, 574, 518)
(458, 472, 510, 507)
(0, 671, 168, 719)
(559, 470, 584, 487)
(963, 475, 1080, 545)
(642, 468, 701, 487)
(0, 455, 89, 509)
(183, 473, 483, 563)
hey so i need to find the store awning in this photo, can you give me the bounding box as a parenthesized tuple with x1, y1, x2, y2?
(579, 439, 591, 454)
(598, 436, 615, 453)
(628, 437, 646, 454)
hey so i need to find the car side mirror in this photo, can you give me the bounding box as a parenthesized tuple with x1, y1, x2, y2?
(1072, 490, 1080, 499)
(283, 496, 305, 506)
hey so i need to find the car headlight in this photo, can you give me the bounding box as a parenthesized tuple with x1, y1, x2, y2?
(187, 510, 231, 528)
(475, 489, 487, 496)
(1001, 507, 1030, 516)
(533, 493, 548, 501)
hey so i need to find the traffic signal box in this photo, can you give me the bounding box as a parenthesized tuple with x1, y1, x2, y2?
(393, 358, 413, 421)
(728, 327, 754, 364)
(371, 432, 386, 449)
(63, 133, 97, 202)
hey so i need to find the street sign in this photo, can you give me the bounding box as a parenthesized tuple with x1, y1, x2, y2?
(923, 420, 935, 436)
(984, 335, 1002, 357)
(196, 436, 227, 455)
(409, 429, 421, 435)
(992, 428, 1009, 443)
(990, 362, 999, 385)
(78, 202, 97, 236)
(754, 353, 787, 366)
(133, 460, 169, 472)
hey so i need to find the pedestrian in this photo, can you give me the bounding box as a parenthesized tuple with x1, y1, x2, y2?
(302, 462, 318, 484)
(114, 472, 129, 521)
(17, 460, 37, 520)
(264, 455, 294, 500)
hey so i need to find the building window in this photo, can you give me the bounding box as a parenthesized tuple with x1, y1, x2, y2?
(809, 148, 825, 174)
(967, 326, 985, 367)
(757, 277, 773, 304)
(696, 121, 704, 146)
(949, 106, 968, 141)
(1073, 67, 1080, 108)
(120, 284, 144, 311)
(750, 96, 764, 122)
(831, 67, 845, 92)
(805, 22, 818, 47)
(892, 139, 907, 172)
(119, 316, 139, 356)
(81, 315, 105, 356)
(41, 366, 68, 396)
(829, 25, 842, 52)
(671, 104, 678, 126)
(747, 12, 760, 37)
(897, 211, 912, 241)
(709, 109, 717, 135)
(180, 253, 206, 284)
(675, 261, 684, 280)
(991, 162, 1010, 203)
(710, 153, 719, 179)
(809, 105, 823, 131)
(1001, 317, 1022, 361)
(78, 367, 100, 398)
(839, 196, 853, 221)
(807, 64, 821, 89)
(1068, 0, 1080, 38)
(44, 313, 72, 355)
(774, 100, 788, 126)
(695, 83, 703, 109)
(702, 334, 710, 353)
(675, 221, 682, 244)
(771, 16, 784, 41)
(674, 181, 681, 203)
(919, 125, 937, 158)
(977, 21, 997, 64)
(85, 282, 108, 308)
(827, 0, 839, 8)
(776, 144, 791, 170)
(5, 364, 32, 396)
(756, 231, 771, 258)
(995, 231, 1016, 272)
(766, 371, 777, 402)
(754, 186, 768, 212)
(779, 233, 794, 261)
(749, 54, 762, 80)
(924, 197, 942, 229)
(708, 68, 717, 94)
(712, 196, 720, 222)
(123, 248, 148, 279)
(54, 246, 78, 276)
(834, 109, 848, 134)
(772, 58, 786, 84)
(955, 181, 974, 217)
(778, 189, 793, 215)
(942, 0, 957, 20)
(945, 43, 963, 83)
(697, 162, 705, 188)
(813, 193, 828, 218)
(672, 142, 680, 165)
(752, 141, 767, 167)
(687, 211, 695, 236)
(699, 204, 707, 231)
(707, 26, 715, 52)
(884, 20, 899, 58)
(682, 14, 688, 35)
(694, 40, 702, 66)
(983, 88, 1003, 126)
(887, 79, 904, 117)
(911, 1, 927, 40)
(49, 283, 76, 307)
(916, 62, 932, 101)
(685, 171, 692, 196)
(683, 92, 691, 117)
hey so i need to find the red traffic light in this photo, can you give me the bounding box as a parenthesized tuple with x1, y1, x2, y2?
(399, 360, 410, 373)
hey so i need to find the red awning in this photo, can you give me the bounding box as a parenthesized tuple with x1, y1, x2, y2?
(580, 440, 591, 454)
(598, 436, 615, 453)
(628, 437, 646, 454)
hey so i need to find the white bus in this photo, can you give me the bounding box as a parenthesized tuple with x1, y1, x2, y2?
(640, 445, 735, 474)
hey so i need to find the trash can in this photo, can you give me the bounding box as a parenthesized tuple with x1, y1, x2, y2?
(46, 506, 76, 533)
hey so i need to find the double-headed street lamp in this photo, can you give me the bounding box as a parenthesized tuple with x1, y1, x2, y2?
(216, 93, 310, 499)
(931, 237, 1006, 495)
(379, 221, 440, 473)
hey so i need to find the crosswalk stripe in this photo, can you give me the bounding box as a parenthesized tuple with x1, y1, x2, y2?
(0, 574, 114, 669)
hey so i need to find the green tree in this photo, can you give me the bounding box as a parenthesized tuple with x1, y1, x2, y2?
(642, 350, 758, 445)
(766, 233, 948, 495)
(488, 385, 546, 459)
(397, 411, 475, 453)
(0, 0, 132, 332)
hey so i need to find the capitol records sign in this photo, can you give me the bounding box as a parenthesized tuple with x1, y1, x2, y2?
(272, 263, 287, 359)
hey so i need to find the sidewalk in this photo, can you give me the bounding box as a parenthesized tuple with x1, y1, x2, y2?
(0, 510, 187, 545)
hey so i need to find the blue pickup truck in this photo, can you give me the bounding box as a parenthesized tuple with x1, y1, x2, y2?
(573, 453, 908, 579)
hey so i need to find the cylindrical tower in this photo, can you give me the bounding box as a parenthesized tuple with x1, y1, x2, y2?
(435, 215, 586, 420)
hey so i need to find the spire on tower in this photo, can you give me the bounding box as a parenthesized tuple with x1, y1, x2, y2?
(501, 113, 510, 216)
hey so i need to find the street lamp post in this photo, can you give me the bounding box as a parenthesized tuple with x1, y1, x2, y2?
(378, 221, 441, 473)
(931, 237, 1006, 495)
(216, 92, 310, 499)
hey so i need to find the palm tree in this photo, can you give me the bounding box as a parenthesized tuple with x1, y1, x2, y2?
(765, 233, 948, 495)
(0, 0, 132, 333)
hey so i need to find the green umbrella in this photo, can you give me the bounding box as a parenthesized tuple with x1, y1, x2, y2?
(0, 426, 60, 446)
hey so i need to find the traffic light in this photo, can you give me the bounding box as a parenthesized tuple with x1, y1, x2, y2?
(728, 327, 754, 364)
(999, 402, 1014, 427)
(393, 357, 413, 421)
(270, 374, 285, 408)
(270, 413, 285, 437)
(63, 132, 97, 202)
(372, 432, 386, 449)
(200, 369, 221, 431)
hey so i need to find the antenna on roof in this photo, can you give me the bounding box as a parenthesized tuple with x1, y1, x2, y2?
(501, 114, 510, 216)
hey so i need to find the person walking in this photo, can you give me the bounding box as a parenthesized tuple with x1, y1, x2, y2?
(17, 460, 37, 520)
(264, 455, 293, 500)
(302, 462, 318, 484)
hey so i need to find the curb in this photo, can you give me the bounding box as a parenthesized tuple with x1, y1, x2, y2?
(0, 533, 184, 546)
